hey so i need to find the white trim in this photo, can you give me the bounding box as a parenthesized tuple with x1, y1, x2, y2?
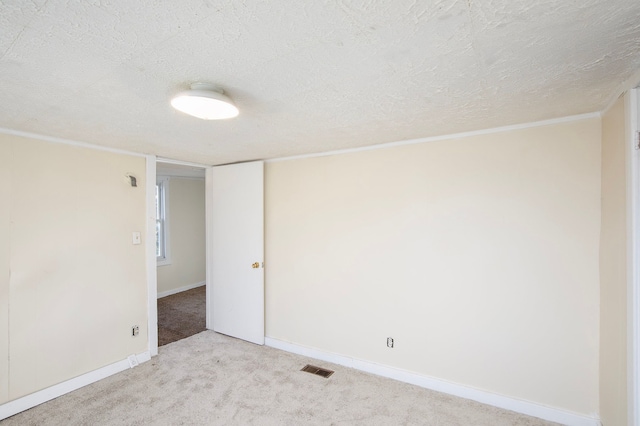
(0, 127, 147, 158)
(155, 176, 171, 267)
(156, 158, 208, 178)
(266, 112, 600, 163)
(602, 93, 625, 118)
(145, 156, 159, 358)
(205, 167, 214, 330)
(157, 157, 211, 168)
(603, 70, 640, 118)
(157, 281, 205, 299)
(626, 88, 640, 426)
(265, 337, 600, 426)
(0, 351, 150, 421)
(0, 112, 600, 167)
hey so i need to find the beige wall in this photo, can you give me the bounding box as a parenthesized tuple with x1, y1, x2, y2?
(0, 141, 10, 403)
(0, 134, 148, 401)
(265, 118, 601, 415)
(599, 97, 628, 425)
(157, 177, 206, 295)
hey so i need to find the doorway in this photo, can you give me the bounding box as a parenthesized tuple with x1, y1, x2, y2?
(146, 158, 265, 356)
(155, 161, 207, 346)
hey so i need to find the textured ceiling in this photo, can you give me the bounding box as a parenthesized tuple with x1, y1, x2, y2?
(1, 0, 639, 165)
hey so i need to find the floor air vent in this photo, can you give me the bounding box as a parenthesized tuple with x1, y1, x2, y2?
(301, 364, 334, 378)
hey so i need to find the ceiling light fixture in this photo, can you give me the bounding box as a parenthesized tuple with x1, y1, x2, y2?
(171, 82, 239, 120)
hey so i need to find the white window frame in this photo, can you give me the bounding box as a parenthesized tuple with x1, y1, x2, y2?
(156, 176, 171, 266)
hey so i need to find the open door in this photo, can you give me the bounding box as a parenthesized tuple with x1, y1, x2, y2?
(207, 161, 264, 345)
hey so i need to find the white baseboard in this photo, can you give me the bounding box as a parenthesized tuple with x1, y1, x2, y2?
(265, 337, 601, 426)
(0, 351, 151, 421)
(157, 281, 205, 299)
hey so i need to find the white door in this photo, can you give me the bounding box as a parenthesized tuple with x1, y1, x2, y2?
(208, 161, 264, 345)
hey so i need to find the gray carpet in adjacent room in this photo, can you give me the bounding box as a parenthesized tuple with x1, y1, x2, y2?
(157, 285, 206, 346)
(2, 331, 558, 426)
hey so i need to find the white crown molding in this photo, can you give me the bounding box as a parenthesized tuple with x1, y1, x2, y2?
(156, 157, 211, 168)
(265, 337, 601, 426)
(602, 69, 640, 117)
(266, 112, 601, 163)
(0, 111, 604, 167)
(157, 158, 208, 179)
(0, 351, 151, 421)
(0, 127, 147, 158)
(602, 93, 626, 117)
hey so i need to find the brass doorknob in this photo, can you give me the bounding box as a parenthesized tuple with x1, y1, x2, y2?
(251, 262, 260, 269)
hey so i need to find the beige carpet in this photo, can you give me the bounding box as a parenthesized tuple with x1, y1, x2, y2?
(2, 331, 558, 425)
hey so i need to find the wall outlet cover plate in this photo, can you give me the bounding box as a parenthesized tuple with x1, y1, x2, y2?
(128, 355, 139, 368)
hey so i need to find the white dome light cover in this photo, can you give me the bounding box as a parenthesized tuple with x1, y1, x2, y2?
(171, 83, 239, 120)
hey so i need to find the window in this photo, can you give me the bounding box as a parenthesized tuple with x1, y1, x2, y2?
(156, 177, 171, 266)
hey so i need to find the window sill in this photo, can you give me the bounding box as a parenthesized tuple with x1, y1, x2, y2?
(157, 258, 172, 267)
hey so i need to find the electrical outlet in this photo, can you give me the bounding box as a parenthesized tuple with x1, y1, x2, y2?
(387, 337, 394, 348)
(127, 354, 139, 368)
(132, 325, 139, 337)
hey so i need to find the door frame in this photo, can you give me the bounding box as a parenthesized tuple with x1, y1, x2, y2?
(147, 156, 212, 356)
(627, 88, 640, 426)
(205, 167, 214, 330)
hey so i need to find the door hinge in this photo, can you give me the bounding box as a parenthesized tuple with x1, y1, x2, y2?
(636, 131, 640, 150)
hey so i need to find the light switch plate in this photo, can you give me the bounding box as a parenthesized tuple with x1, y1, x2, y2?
(132, 232, 141, 245)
